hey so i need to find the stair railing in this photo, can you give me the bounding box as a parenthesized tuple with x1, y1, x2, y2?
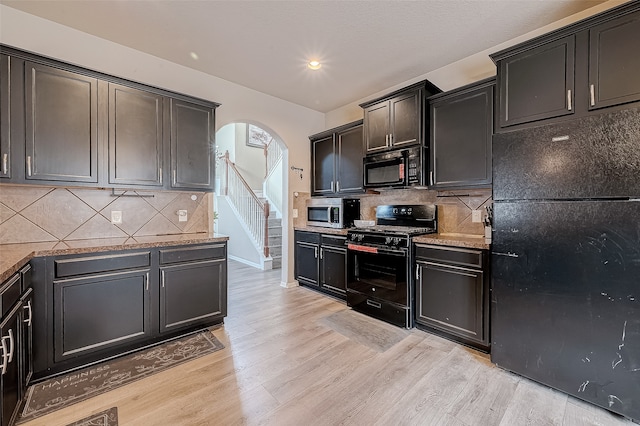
(264, 138, 283, 178)
(221, 151, 270, 257)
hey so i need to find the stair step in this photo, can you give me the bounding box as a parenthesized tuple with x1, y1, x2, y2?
(269, 245, 282, 257)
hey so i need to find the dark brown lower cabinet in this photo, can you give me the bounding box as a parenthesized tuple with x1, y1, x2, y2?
(53, 269, 152, 363)
(414, 244, 489, 352)
(34, 243, 227, 380)
(159, 245, 227, 333)
(294, 231, 347, 300)
(0, 264, 32, 426)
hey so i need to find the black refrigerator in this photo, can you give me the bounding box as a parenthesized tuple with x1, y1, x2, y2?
(491, 107, 640, 422)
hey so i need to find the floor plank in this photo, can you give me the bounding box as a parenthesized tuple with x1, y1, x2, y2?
(19, 260, 634, 426)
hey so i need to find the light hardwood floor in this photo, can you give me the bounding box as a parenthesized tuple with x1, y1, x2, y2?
(21, 261, 633, 426)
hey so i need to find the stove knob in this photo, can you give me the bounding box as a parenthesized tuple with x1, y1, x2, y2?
(357, 234, 364, 242)
(385, 237, 393, 245)
(350, 234, 358, 241)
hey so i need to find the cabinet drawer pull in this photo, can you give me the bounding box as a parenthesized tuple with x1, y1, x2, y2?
(24, 301, 33, 326)
(366, 299, 382, 309)
(0, 335, 7, 375)
(567, 89, 572, 111)
(27, 155, 32, 177)
(2, 153, 7, 175)
(590, 84, 596, 107)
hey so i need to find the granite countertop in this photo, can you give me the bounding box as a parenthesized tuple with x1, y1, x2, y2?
(413, 233, 491, 250)
(294, 226, 490, 250)
(0, 233, 229, 283)
(293, 226, 349, 236)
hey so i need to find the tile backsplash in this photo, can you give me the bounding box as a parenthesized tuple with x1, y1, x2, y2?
(0, 184, 213, 245)
(294, 188, 492, 235)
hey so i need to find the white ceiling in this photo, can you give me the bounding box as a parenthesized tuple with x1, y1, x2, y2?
(1, 0, 610, 113)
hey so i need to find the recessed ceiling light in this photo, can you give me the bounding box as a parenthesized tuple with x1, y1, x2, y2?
(308, 60, 321, 70)
(190, 52, 199, 60)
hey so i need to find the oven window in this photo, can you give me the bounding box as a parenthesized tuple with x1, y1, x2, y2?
(366, 162, 403, 185)
(348, 250, 408, 305)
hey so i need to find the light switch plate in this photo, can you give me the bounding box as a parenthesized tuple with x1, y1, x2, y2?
(111, 211, 122, 224)
(471, 209, 482, 223)
(178, 210, 188, 222)
(292, 209, 298, 218)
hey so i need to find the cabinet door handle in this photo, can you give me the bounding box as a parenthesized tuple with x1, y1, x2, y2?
(161, 270, 165, 288)
(567, 89, 572, 111)
(389, 133, 393, 145)
(6, 329, 14, 363)
(429, 171, 434, 186)
(314, 247, 318, 258)
(416, 264, 420, 281)
(159, 167, 163, 184)
(320, 248, 323, 260)
(27, 155, 32, 177)
(172, 169, 177, 186)
(336, 181, 340, 192)
(23, 301, 33, 326)
(331, 181, 334, 193)
(146, 272, 150, 291)
(590, 84, 596, 107)
(2, 153, 7, 175)
(0, 335, 7, 375)
(385, 134, 389, 146)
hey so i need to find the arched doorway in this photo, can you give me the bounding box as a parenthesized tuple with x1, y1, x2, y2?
(214, 122, 286, 273)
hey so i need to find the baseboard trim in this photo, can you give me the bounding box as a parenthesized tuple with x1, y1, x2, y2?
(228, 255, 264, 270)
(281, 279, 299, 289)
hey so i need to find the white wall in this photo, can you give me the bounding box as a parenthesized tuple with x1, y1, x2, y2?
(0, 5, 325, 286)
(234, 124, 267, 191)
(324, 0, 627, 129)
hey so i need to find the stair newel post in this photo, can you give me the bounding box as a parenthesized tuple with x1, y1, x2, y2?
(224, 150, 230, 196)
(263, 201, 270, 257)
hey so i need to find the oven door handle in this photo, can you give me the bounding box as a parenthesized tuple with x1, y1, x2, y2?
(348, 244, 407, 256)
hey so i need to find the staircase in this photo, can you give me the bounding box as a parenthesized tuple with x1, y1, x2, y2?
(219, 147, 283, 270)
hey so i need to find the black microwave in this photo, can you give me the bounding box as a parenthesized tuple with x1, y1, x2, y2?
(363, 146, 424, 188)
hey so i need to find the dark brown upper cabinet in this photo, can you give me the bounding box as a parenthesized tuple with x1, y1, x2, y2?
(588, 10, 640, 110)
(0, 54, 9, 179)
(492, 3, 640, 131)
(170, 99, 216, 191)
(0, 45, 219, 192)
(497, 36, 575, 128)
(25, 61, 99, 183)
(360, 81, 440, 154)
(310, 120, 364, 196)
(429, 78, 494, 190)
(109, 83, 164, 187)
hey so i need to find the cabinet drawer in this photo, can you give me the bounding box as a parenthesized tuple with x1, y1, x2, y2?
(1, 273, 21, 316)
(160, 244, 226, 265)
(321, 234, 347, 248)
(295, 231, 321, 244)
(55, 251, 151, 278)
(415, 245, 483, 269)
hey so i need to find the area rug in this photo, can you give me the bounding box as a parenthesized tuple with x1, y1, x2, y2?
(66, 407, 118, 426)
(19, 331, 224, 423)
(320, 309, 409, 352)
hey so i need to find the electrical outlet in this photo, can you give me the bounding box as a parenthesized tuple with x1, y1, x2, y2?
(111, 211, 122, 224)
(178, 210, 188, 222)
(292, 209, 298, 218)
(471, 209, 482, 223)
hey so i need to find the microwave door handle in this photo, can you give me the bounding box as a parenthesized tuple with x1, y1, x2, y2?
(327, 207, 332, 224)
